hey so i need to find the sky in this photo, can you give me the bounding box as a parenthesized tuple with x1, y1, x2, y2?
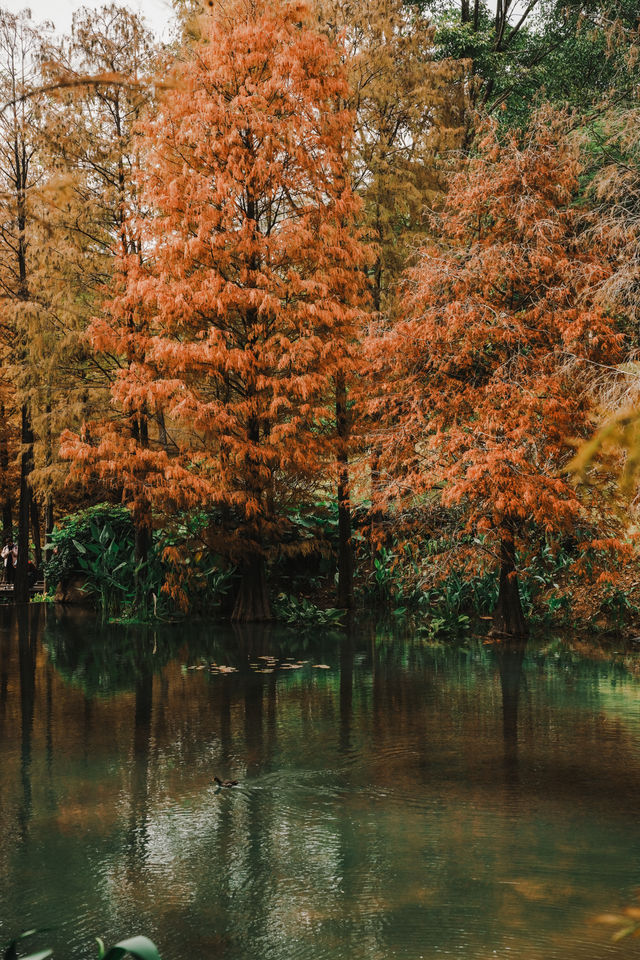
(0, 0, 175, 38)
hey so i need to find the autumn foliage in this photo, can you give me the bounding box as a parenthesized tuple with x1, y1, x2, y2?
(62, 0, 368, 620)
(369, 115, 623, 635)
(0, 0, 636, 632)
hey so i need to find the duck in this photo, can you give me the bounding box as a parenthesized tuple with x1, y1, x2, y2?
(214, 775, 239, 788)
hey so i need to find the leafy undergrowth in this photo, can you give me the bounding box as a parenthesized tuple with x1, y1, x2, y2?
(346, 537, 640, 640)
(272, 592, 345, 627)
(541, 565, 640, 638)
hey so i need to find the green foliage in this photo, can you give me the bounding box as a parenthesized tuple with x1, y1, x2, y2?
(44, 504, 134, 591)
(97, 936, 161, 960)
(429, 0, 640, 127)
(599, 586, 639, 626)
(272, 592, 345, 626)
(74, 517, 158, 620)
(367, 547, 402, 603)
(3, 929, 52, 960)
(2, 931, 161, 960)
(373, 537, 579, 637)
(44, 505, 234, 621)
(417, 612, 471, 640)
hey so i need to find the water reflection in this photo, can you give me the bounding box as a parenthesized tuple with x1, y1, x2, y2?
(494, 641, 526, 784)
(0, 609, 637, 960)
(18, 605, 39, 841)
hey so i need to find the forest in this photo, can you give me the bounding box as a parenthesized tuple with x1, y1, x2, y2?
(0, 0, 639, 635)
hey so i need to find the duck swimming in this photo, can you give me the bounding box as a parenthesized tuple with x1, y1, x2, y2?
(214, 776, 239, 788)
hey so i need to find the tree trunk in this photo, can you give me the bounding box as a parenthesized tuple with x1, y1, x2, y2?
(233, 388, 271, 622)
(490, 531, 528, 638)
(134, 504, 151, 566)
(30, 496, 42, 570)
(369, 444, 385, 561)
(336, 370, 353, 609)
(0, 402, 12, 542)
(43, 396, 53, 577)
(43, 496, 54, 592)
(232, 553, 271, 622)
(133, 498, 152, 613)
(14, 405, 34, 604)
(1, 493, 11, 544)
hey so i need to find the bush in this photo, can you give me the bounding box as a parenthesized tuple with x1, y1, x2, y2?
(44, 504, 134, 592)
(45, 505, 234, 621)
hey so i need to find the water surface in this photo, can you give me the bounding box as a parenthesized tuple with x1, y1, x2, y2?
(0, 605, 639, 960)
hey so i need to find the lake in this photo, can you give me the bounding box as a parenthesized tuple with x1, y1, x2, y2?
(0, 605, 639, 960)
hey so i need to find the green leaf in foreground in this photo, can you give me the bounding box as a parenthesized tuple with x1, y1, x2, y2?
(98, 936, 162, 960)
(3, 930, 52, 960)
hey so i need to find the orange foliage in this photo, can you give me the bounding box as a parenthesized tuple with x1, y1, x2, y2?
(62, 0, 368, 617)
(369, 113, 624, 624)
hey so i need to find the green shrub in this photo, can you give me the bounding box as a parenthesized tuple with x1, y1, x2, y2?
(45, 505, 233, 621)
(273, 592, 345, 626)
(44, 504, 134, 591)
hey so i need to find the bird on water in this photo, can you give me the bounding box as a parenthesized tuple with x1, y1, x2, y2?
(214, 776, 238, 788)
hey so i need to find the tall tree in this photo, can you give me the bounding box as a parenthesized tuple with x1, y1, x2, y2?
(316, 0, 465, 313)
(63, 0, 368, 621)
(0, 11, 51, 601)
(369, 113, 622, 636)
(314, 0, 465, 605)
(36, 4, 157, 553)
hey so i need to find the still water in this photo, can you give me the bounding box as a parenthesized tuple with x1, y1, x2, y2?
(0, 605, 639, 960)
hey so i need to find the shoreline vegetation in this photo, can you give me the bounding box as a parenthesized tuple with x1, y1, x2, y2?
(19, 500, 639, 640)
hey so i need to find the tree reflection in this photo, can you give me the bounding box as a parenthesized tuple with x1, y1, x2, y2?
(18, 604, 40, 840)
(0, 613, 639, 960)
(126, 669, 153, 870)
(494, 641, 526, 785)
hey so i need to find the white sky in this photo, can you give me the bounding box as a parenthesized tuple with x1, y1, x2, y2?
(0, 0, 175, 39)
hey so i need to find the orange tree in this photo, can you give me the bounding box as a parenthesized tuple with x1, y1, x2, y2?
(369, 114, 623, 636)
(63, 0, 368, 621)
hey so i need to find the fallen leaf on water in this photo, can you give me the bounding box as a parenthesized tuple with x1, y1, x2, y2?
(313, 664, 331, 669)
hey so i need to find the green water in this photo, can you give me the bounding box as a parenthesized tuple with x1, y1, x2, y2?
(0, 605, 639, 960)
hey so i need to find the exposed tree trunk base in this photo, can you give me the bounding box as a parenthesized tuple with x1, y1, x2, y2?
(134, 521, 151, 566)
(232, 556, 271, 622)
(489, 533, 528, 639)
(489, 603, 528, 639)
